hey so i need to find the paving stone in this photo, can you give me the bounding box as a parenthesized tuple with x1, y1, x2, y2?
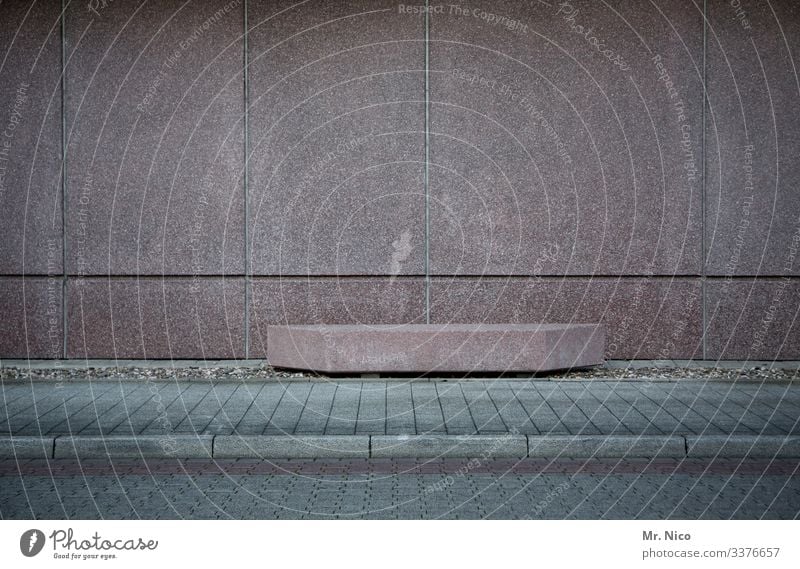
(460, 383, 508, 433)
(435, 383, 478, 434)
(486, 384, 540, 435)
(54, 383, 150, 435)
(121, 384, 194, 435)
(174, 384, 241, 433)
(386, 383, 417, 434)
(295, 383, 337, 434)
(512, 383, 570, 434)
(356, 388, 387, 435)
(263, 383, 313, 435)
(233, 384, 287, 435)
(325, 384, 361, 435)
(204, 385, 265, 434)
(410, 383, 446, 434)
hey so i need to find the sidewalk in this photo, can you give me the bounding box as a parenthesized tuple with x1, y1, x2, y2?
(2, 379, 799, 459)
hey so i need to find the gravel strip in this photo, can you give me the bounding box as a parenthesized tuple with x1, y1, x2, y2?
(0, 365, 797, 383)
(0, 365, 306, 382)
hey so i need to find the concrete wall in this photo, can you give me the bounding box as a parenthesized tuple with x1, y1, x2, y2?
(1, 0, 799, 361)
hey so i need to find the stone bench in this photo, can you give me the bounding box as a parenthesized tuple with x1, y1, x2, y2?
(266, 323, 605, 373)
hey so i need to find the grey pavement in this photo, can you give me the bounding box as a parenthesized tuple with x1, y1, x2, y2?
(3, 379, 800, 460)
(1, 458, 798, 519)
(3, 375, 799, 519)
(2, 379, 799, 437)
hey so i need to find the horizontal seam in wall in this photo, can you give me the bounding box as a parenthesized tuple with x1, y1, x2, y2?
(3, 275, 800, 280)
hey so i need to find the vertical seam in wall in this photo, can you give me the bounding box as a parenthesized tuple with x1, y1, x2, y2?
(701, 0, 707, 359)
(61, 0, 67, 359)
(424, 0, 431, 324)
(243, 0, 250, 359)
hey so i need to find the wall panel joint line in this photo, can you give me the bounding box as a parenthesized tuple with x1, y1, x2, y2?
(243, 0, 250, 359)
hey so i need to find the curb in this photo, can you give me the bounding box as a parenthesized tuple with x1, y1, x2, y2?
(214, 435, 369, 458)
(686, 435, 800, 458)
(527, 435, 686, 458)
(0, 436, 54, 459)
(54, 436, 213, 459)
(2, 435, 799, 460)
(372, 435, 528, 458)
